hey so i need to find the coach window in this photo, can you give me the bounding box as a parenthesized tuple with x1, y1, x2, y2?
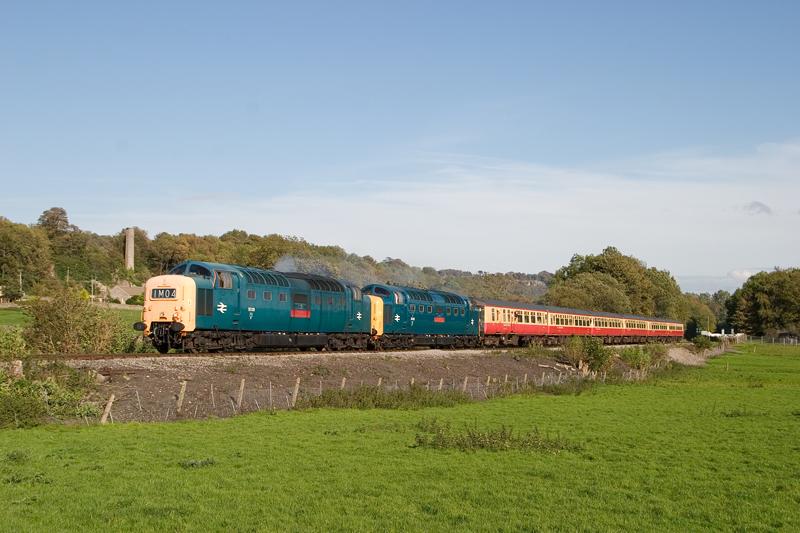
(247, 290, 256, 300)
(263, 291, 272, 301)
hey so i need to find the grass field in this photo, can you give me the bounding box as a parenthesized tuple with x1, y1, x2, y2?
(0, 309, 28, 327)
(1, 344, 799, 531)
(0, 307, 141, 328)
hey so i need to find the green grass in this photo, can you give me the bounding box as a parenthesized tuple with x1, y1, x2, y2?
(0, 307, 140, 328)
(0, 309, 27, 327)
(1, 343, 799, 531)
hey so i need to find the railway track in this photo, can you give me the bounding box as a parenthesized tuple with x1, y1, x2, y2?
(32, 343, 670, 362)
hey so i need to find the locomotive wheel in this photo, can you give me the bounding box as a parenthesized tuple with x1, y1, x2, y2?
(155, 343, 170, 354)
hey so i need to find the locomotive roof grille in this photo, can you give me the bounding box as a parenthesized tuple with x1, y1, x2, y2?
(406, 290, 433, 302)
(282, 272, 345, 293)
(432, 291, 465, 305)
(239, 267, 289, 287)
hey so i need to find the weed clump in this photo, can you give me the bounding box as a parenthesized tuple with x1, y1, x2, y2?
(557, 336, 612, 372)
(515, 342, 551, 360)
(0, 362, 98, 428)
(413, 418, 581, 453)
(296, 385, 471, 410)
(0, 327, 29, 361)
(179, 458, 216, 469)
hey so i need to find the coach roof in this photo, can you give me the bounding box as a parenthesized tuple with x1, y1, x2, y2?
(473, 298, 680, 324)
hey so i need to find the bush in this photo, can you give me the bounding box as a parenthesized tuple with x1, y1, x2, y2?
(560, 336, 585, 367)
(691, 336, 714, 351)
(0, 361, 98, 428)
(125, 294, 144, 306)
(584, 337, 612, 371)
(616, 347, 652, 370)
(22, 288, 139, 355)
(0, 327, 29, 361)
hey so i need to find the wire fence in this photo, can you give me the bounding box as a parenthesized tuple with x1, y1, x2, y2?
(746, 335, 799, 345)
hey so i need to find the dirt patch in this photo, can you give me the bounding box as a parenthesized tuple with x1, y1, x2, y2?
(666, 344, 730, 366)
(68, 349, 579, 422)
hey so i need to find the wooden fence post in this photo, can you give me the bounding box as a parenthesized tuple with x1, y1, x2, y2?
(462, 376, 469, 392)
(176, 381, 187, 414)
(377, 377, 383, 387)
(410, 377, 415, 387)
(438, 378, 444, 391)
(269, 381, 273, 410)
(523, 373, 528, 387)
(100, 394, 115, 425)
(237, 379, 245, 410)
(292, 377, 301, 408)
(210, 384, 216, 408)
(340, 377, 346, 390)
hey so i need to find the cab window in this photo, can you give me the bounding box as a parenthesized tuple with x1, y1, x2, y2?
(188, 264, 211, 278)
(214, 270, 233, 288)
(169, 264, 186, 275)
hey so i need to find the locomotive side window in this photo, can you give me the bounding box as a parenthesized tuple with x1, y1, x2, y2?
(263, 291, 272, 301)
(410, 304, 416, 312)
(315, 296, 321, 306)
(169, 264, 187, 275)
(247, 290, 256, 300)
(279, 293, 287, 302)
(428, 305, 433, 313)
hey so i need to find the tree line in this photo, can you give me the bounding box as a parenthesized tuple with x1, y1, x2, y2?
(6, 208, 795, 336)
(1, 208, 551, 303)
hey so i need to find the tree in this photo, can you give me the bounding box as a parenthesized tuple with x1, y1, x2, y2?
(726, 269, 800, 335)
(36, 207, 72, 237)
(0, 217, 52, 294)
(543, 272, 632, 313)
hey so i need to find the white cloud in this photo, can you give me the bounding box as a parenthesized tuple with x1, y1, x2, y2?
(741, 201, 773, 215)
(67, 140, 800, 292)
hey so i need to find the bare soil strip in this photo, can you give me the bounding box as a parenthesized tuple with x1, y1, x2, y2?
(64, 345, 720, 423)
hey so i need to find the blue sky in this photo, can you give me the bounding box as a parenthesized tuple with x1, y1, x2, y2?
(1, 1, 799, 292)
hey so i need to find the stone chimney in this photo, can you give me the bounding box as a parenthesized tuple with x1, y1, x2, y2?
(124, 227, 135, 270)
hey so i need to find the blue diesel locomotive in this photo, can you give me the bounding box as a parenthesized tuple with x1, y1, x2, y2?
(136, 260, 382, 353)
